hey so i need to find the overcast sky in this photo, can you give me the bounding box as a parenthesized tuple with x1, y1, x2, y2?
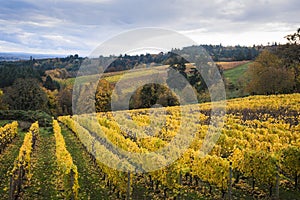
(0, 0, 299, 56)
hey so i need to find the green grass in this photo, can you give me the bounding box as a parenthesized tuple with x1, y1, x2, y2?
(21, 127, 59, 199)
(60, 124, 111, 199)
(224, 62, 252, 85)
(0, 120, 12, 127)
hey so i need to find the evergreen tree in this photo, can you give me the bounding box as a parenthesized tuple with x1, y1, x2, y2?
(4, 78, 49, 111)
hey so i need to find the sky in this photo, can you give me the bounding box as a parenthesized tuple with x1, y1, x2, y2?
(0, 0, 299, 56)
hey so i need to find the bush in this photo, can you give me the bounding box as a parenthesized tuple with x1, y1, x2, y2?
(0, 110, 52, 127)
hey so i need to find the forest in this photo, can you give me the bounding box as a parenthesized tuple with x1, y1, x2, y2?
(0, 30, 299, 116)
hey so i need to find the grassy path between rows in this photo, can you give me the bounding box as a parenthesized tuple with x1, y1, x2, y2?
(21, 127, 59, 200)
(0, 130, 25, 199)
(60, 124, 111, 199)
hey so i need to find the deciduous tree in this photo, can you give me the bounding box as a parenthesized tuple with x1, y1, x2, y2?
(95, 79, 113, 112)
(246, 51, 295, 95)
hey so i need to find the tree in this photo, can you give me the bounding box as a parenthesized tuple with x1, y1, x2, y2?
(4, 78, 49, 111)
(95, 79, 112, 112)
(0, 64, 41, 88)
(274, 28, 300, 92)
(246, 51, 295, 95)
(166, 58, 188, 91)
(285, 28, 300, 44)
(43, 75, 60, 91)
(0, 89, 8, 110)
(58, 85, 73, 115)
(189, 67, 207, 93)
(45, 89, 60, 116)
(129, 83, 179, 109)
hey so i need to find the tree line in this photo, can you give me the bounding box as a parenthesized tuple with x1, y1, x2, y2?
(239, 29, 300, 95)
(0, 29, 299, 115)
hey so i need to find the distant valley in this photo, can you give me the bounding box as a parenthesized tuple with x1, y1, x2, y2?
(0, 52, 65, 61)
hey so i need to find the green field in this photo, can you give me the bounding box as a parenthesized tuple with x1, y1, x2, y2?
(224, 62, 252, 85)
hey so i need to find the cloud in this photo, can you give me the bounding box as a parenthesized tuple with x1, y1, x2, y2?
(0, 0, 298, 55)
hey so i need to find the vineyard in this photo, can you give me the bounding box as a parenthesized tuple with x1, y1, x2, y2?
(0, 93, 299, 199)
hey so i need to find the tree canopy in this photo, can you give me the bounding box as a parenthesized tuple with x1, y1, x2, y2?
(246, 51, 295, 95)
(4, 78, 49, 111)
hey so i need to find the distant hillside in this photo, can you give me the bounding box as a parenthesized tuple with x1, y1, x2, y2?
(172, 44, 260, 61)
(0, 52, 65, 61)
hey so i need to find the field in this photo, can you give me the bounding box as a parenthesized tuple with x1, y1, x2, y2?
(223, 62, 252, 85)
(57, 64, 170, 87)
(0, 93, 299, 199)
(58, 61, 250, 91)
(217, 61, 251, 71)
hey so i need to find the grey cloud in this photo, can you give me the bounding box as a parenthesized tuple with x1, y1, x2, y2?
(0, 0, 298, 54)
(233, 0, 298, 22)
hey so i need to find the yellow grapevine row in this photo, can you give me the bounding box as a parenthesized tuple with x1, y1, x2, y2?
(53, 120, 79, 200)
(60, 115, 232, 196)
(11, 122, 39, 176)
(0, 121, 18, 152)
(10, 121, 39, 199)
(58, 116, 131, 193)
